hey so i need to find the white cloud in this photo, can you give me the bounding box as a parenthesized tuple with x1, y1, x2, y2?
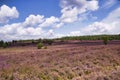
(83, 21, 120, 35)
(0, 22, 45, 40)
(0, 2, 119, 41)
(39, 16, 59, 27)
(102, 7, 120, 23)
(60, 0, 99, 23)
(23, 14, 44, 27)
(0, 12, 61, 40)
(0, 23, 20, 35)
(86, 0, 99, 11)
(69, 31, 81, 36)
(54, 22, 64, 28)
(83, 22, 111, 35)
(60, 7, 78, 23)
(101, 7, 120, 34)
(0, 5, 19, 24)
(46, 29, 65, 39)
(102, 0, 117, 8)
(81, 7, 120, 35)
(67, 7, 120, 36)
(0, 1, 100, 41)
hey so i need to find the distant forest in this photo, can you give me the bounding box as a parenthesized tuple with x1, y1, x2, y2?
(56, 34, 120, 40)
(0, 34, 120, 48)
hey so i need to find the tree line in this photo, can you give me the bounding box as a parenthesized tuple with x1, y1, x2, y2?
(0, 34, 120, 48)
(56, 34, 120, 40)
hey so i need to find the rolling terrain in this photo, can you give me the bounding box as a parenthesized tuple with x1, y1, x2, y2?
(0, 40, 120, 80)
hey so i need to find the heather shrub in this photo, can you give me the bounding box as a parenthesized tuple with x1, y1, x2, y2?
(37, 42, 43, 49)
(102, 36, 109, 45)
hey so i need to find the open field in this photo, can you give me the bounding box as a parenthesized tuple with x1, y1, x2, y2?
(0, 40, 120, 80)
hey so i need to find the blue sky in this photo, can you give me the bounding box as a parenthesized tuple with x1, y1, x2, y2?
(0, 0, 120, 41)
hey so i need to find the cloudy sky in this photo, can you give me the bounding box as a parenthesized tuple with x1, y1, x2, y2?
(0, 0, 120, 41)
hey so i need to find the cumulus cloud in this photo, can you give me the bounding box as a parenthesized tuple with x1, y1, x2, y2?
(0, 1, 100, 41)
(46, 29, 65, 39)
(81, 7, 120, 35)
(0, 22, 45, 40)
(68, 7, 120, 36)
(54, 22, 64, 28)
(0, 14, 45, 40)
(83, 22, 111, 35)
(39, 16, 59, 27)
(60, 7, 78, 23)
(0, 12, 61, 40)
(69, 31, 81, 36)
(23, 14, 44, 27)
(83, 22, 120, 35)
(0, 1, 119, 41)
(60, 0, 99, 23)
(0, 5, 19, 24)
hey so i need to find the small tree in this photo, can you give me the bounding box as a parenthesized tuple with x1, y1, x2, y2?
(32, 39, 35, 43)
(37, 42, 43, 49)
(103, 36, 109, 45)
(47, 39, 53, 45)
(3, 42, 8, 48)
(42, 39, 53, 45)
(0, 40, 4, 47)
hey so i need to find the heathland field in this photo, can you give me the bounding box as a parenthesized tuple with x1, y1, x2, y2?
(0, 40, 120, 80)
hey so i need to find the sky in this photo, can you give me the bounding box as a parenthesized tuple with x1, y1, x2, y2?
(0, 0, 120, 41)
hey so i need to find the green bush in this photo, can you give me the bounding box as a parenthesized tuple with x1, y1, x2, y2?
(102, 36, 109, 45)
(42, 39, 53, 45)
(47, 39, 53, 45)
(0, 40, 4, 47)
(3, 42, 8, 48)
(37, 42, 43, 49)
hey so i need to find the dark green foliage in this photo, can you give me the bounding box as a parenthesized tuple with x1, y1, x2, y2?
(56, 34, 120, 40)
(102, 36, 109, 45)
(0, 40, 4, 47)
(47, 39, 53, 45)
(37, 42, 43, 49)
(12, 40, 17, 44)
(32, 39, 35, 43)
(3, 42, 9, 48)
(38, 39, 42, 43)
(42, 39, 53, 45)
(0, 41, 9, 48)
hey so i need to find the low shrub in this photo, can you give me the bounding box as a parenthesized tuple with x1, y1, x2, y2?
(3, 42, 8, 48)
(42, 39, 53, 45)
(102, 36, 109, 45)
(37, 42, 43, 49)
(32, 39, 35, 43)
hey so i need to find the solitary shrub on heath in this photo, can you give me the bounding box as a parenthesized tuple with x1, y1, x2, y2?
(3, 42, 8, 48)
(37, 42, 43, 49)
(102, 36, 109, 45)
